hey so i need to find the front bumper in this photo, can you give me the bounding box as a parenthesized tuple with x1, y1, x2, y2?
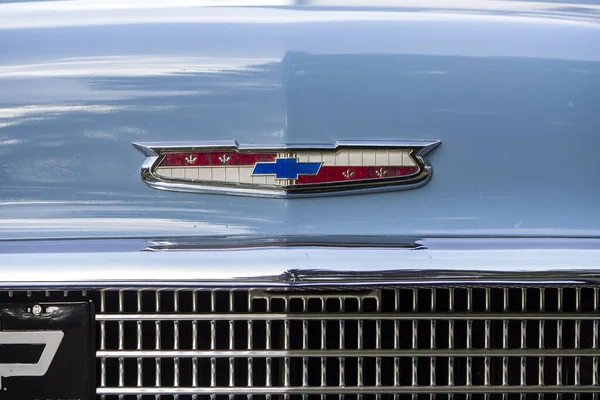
(2, 236, 600, 287)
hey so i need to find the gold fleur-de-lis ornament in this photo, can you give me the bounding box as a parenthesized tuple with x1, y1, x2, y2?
(342, 169, 355, 179)
(375, 168, 388, 177)
(185, 155, 197, 164)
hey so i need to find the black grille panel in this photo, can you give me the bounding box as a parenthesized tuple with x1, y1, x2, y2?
(2, 287, 599, 399)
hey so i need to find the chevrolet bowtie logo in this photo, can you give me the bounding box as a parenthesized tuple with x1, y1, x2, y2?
(252, 158, 321, 180)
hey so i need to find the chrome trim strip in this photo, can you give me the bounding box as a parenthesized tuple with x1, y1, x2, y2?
(96, 349, 600, 358)
(5, 236, 600, 253)
(95, 312, 600, 321)
(97, 386, 600, 395)
(132, 140, 441, 198)
(1, 237, 600, 287)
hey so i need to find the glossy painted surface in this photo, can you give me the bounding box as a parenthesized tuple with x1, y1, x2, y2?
(0, 0, 599, 239)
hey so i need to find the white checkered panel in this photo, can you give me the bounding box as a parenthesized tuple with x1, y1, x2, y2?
(155, 166, 277, 185)
(297, 149, 416, 166)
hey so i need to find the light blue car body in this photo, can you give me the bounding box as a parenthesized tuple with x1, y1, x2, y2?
(0, 0, 599, 243)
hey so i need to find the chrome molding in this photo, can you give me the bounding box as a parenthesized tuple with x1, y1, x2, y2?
(96, 387, 600, 394)
(95, 313, 600, 321)
(132, 140, 441, 198)
(1, 237, 600, 286)
(95, 349, 600, 358)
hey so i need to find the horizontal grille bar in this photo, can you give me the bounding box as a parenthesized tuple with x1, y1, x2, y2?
(97, 385, 600, 395)
(96, 312, 600, 321)
(97, 349, 600, 358)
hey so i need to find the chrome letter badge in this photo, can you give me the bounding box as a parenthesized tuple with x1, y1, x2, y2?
(0, 330, 63, 389)
(133, 140, 440, 198)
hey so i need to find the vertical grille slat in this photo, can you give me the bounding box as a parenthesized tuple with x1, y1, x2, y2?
(448, 288, 455, 391)
(430, 288, 436, 395)
(394, 289, 400, 392)
(209, 291, 216, 400)
(100, 290, 107, 400)
(557, 288, 564, 388)
(520, 287, 526, 389)
(247, 291, 253, 392)
(136, 290, 143, 397)
(412, 289, 418, 390)
(118, 290, 125, 393)
(466, 288, 473, 391)
(575, 287, 582, 389)
(594, 287, 599, 387)
(484, 287, 491, 394)
(3, 286, 599, 398)
(191, 290, 198, 396)
(339, 296, 345, 390)
(539, 287, 546, 393)
(320, 299, 326, 389)
(302, 298, 308, 390)
(375, 296, 381, 389)
(502, 287, 509, 395)
(228, 291, 234, 390)
(154, 291, 161, 392)
(357, 296, 364, 389)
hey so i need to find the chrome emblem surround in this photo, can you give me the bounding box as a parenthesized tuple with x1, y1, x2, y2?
(133, 140, 441, 198)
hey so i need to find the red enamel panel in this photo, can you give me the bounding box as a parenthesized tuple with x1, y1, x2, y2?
(160, 152, 276, 167)
(296, 166, 419, 185)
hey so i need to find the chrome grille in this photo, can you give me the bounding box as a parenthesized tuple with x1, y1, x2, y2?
(2, 287, 600, 398)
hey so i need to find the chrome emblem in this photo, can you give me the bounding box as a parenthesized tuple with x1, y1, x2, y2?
(133, 140, 440, 198)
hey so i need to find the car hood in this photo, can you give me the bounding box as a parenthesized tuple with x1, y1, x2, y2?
(1, 0, 599, 240)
